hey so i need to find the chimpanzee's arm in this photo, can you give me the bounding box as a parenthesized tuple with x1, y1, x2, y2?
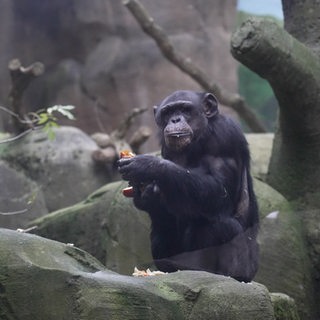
(118, 154, 239, 218)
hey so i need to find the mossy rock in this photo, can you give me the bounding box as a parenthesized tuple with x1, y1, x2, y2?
(271, 293, 300, 320)
(0, 126, 112, 212)
(32, 178, 312, 318)
(0, 228, 277, 320)
(254, 179, 313, 320)
(32, 180, 152, 275)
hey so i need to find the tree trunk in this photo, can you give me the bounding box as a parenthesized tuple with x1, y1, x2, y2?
(231, 16, 320, 207)
(231, 3, 320, 318)
(282, 0, 320, 55)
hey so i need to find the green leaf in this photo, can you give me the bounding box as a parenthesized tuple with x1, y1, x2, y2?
(46, 129, 55, 141)
(43, 121, 60, 140)
(37, 113, 49, 125)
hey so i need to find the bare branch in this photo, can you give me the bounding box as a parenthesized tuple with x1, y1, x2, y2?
(112, 107, 148, 139)
(129, 126, 152, 153)
(123, 0, 266, 132)
(0, 105, 37, 124)
(0, 208, 28, 215)
(17, 226, 38, 233)
(0, 127, 37, 144)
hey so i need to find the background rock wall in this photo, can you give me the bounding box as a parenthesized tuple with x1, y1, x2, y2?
(0, 0, 237, 151)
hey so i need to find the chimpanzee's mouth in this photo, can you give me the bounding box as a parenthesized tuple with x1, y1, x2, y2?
(165, 132, 193, 151)
(167, 132, 191, 138)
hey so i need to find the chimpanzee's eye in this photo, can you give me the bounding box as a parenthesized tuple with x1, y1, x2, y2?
(183, 101, 197, 113)
(180, 103, 195, 119)
(160, 108, 172, 125)
(182, 104, 191, 113)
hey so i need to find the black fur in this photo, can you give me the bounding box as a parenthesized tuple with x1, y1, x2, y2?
(118, 90, 259, 282)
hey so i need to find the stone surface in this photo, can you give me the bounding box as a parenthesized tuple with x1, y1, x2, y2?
(32, 180, 152, 275)
(254, 179, 313, 320)
(0, 160, 48, 228)
(271, 293, 300, 320)
(0, 228, 277, 320)
(32, 178, 309, 318)
(0, 126, 113, 213)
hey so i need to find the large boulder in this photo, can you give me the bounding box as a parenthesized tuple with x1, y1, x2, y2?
(0, 126, 113, 214)
(0, 228, 293, 320)
(32, 180, 151, 274)
(253, 180, 314, 320)
(304, 209, 320, 281)
(32, 178, 311, 318)
(0, 160, 48, 228)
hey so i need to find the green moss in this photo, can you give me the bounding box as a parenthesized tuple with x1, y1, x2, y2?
(271, 293, 300, 320)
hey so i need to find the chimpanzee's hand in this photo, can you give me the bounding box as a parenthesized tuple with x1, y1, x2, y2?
(118, 154, 163, 183)
(133, 181, 162, 211)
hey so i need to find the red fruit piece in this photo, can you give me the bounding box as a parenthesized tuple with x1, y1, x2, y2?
(122, 186, 134, 197)
(120, 150, 135, 159)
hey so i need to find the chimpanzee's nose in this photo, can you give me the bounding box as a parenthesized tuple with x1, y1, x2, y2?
(171, 116, 181, 124)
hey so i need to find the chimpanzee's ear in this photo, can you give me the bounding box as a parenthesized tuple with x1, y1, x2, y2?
(153, 105, 158, 116)
(154, 105, 162, 125)
(203, 93, 218, 118)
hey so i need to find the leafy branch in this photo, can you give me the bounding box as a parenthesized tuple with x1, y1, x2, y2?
(0, 104, 75, 143)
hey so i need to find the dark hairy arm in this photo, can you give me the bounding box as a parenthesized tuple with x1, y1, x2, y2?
(118, 154, 238, 218)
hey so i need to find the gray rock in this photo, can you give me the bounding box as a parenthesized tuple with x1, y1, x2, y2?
(254, 179, 314, 320)
(304, 209, 320, 279)
(32, 180, 152, 274)
(271, 293, 300, 320)
(0, 228, 277, 320)
(0, 160, 48, 228)
(0, 126, 113, 212)
(32, 178, 310, 318)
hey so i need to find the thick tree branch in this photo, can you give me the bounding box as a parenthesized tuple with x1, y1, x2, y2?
(123, 0, 266, 133)
(231, 17, 320, 204)
(282, 0, 320, 53)
(231, 17, 320, 135)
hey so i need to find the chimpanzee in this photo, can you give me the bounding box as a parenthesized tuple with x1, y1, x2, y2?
(118, 90, 259, 282)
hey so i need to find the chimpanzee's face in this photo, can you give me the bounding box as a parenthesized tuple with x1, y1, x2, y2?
(154, 91, 218, 152)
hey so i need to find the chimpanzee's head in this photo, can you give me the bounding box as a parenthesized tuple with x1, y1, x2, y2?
(154, 91, 218, 152)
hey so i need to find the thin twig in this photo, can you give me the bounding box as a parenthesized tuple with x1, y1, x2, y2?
(0, 126, 43, 144)
(0, 209, 28, 215)
(17, 226, 38, 233)
(0, 105, 37, 124)
(112, 107, 148, 139)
